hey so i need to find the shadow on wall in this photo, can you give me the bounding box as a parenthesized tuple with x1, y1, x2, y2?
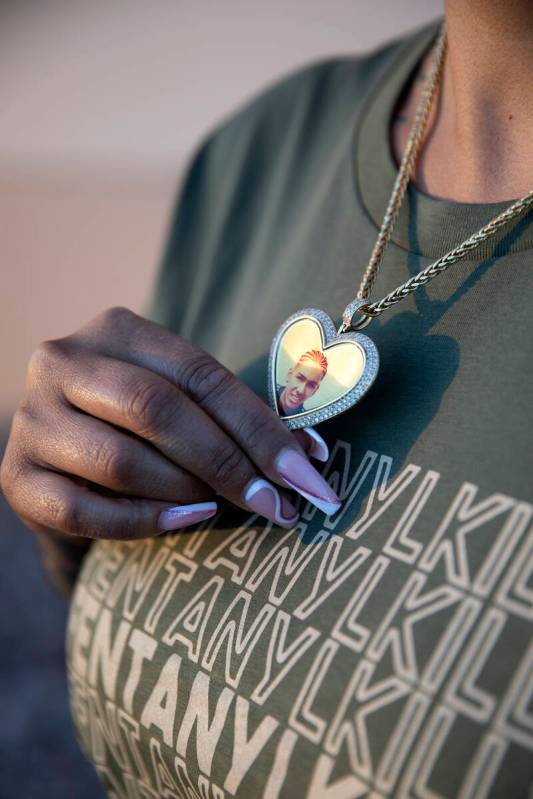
(0, 417, 105, 799)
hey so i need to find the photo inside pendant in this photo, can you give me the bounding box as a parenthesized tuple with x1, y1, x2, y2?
(275, 317, 366, 418)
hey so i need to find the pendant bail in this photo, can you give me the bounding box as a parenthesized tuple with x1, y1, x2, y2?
(339, 299, 375, 333)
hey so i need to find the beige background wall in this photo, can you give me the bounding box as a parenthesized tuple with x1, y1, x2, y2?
(0, 0, 442, 417)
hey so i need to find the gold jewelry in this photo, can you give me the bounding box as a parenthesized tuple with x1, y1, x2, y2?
(269, 22, 533, 430)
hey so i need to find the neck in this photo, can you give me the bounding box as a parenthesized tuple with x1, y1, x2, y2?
(392, 1, 533, 202)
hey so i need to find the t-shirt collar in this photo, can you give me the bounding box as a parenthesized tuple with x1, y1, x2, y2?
(354, 20, 533, 259)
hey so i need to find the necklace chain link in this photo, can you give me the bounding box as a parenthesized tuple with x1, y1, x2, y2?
(349, 22, 533, 327)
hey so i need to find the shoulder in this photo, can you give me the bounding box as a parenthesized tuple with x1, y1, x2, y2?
(147, 21, 440, 330)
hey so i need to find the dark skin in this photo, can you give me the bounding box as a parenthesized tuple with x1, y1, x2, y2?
(0, 307, 326, 592)
(392, 0, 533, 202)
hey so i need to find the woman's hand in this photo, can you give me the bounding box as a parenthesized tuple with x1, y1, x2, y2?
(0, 307, 339, 543)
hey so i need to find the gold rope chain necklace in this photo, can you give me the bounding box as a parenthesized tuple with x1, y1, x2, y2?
(268, 22, 533, 431)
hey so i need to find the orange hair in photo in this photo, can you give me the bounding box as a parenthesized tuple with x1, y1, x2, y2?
(297, 349, 328, 377)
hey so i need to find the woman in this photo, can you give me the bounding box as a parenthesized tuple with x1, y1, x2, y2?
(2, 2, 532, 796)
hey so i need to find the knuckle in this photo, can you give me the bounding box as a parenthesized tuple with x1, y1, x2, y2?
(48, 490, 110, 540)
(235, 411, 277, 452)
(75, 306, 136, 345)
(211, 444, 248, 489)
(27, 339, 69, 381)
(49, 492, 84, 535)
(96, 306, 140, 342)
(99, 305, 134, 329)
(0, 438, 30, 502)
(12, 397, 41, 434)
(180, 355, 234, 405)
(125, 378, 173, 435)
(92, 439, 131, 486)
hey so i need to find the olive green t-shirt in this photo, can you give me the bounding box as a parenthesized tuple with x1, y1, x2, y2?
(66, 21, 533, 798)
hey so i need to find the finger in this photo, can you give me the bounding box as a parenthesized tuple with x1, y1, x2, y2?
(59, 356, 301, 526)
(85, 309, 340, 514)
(31, 403, 212, 503)
(16, 465, 218, 541)
(292, 427, 330, 462)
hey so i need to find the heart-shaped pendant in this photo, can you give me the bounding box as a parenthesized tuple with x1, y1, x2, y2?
(268, 306, 379, 430)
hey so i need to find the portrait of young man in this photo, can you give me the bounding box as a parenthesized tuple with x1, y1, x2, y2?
(276, 348, 328, 415)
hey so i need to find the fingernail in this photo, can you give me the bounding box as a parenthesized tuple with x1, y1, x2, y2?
(275, 447, 341, 516)
(243, 478, 299, 528)
(303, 427, 329, 462)
(158, 501, 218, 532)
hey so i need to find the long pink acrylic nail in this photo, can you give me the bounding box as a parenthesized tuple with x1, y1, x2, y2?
(303, 427, 329, 462)
(158, 502, 218, 532)
(243, 478, 299, 528)
(275, 447, 341, 515)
